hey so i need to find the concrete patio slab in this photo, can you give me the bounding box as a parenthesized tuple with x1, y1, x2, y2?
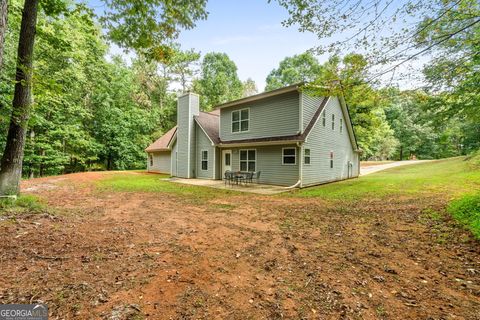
(166, 178, 291, 195)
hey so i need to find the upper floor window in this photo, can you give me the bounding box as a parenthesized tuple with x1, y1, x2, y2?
(201, 150, 208, 170)
(283, 148, 296, 165)
(322, 110, 326, 127)
(340, 118, 343, 133)
(331, 114, 335, 130)
(232, 108, 249, 133)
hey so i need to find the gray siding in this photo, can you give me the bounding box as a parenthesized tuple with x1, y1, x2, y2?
(176, 93, 199, 178)
(147, 152, 171, 173)
(302, 93, 325, 131)
(215, 148, 221, 179)
(227, 146, 299, 186)
(220, 91, 300, 141)
(302, 97, 359, 186)
(171, 139, 178, 176)
(195, 123, 216, 179)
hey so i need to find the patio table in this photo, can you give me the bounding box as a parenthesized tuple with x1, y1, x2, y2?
(233, 171, 250, 185)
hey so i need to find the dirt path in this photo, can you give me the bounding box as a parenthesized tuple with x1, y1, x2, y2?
(1, 172, 479, 319)
(360, 160, 432, 176)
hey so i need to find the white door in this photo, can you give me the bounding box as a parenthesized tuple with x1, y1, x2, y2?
(222, 150, 232, 178)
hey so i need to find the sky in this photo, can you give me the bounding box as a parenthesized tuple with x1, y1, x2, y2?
(176, 0, 319, 91)
(88, 0, 428, 91)
(88, 0, 321, 92)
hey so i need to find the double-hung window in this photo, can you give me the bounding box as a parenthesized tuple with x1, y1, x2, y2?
(240, 149, 256, 171)
(282, 148, 296, 165)
(149, 155, 153, 166)
(322, 110, 326, 127)
(330, 151, 334, 169)
(232, 108, 249, 133)
(331, 114, 335, 130)
(201, 150, 208, 170)
(304, 149, 311, 165)
(340, 118, 343, 133)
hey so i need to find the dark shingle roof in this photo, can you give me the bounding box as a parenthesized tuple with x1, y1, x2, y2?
(145, 126, 177, 152)
(194, 112, 220, 144)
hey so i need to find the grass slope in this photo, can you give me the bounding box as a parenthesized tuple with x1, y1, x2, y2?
(292, 157, 480, 200)
(96, 172, 237, 202)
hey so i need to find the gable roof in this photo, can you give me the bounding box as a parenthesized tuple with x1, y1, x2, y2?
(194, 111, 220, 144)
(145, 126, 177, 152)
(214, 83, 303, 109)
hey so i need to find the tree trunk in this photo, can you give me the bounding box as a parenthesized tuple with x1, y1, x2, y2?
(399, 145, 403, 161)
(28, 129, 35, 179)
(0, 0, 8, 71)
(0, 0, 39, 195)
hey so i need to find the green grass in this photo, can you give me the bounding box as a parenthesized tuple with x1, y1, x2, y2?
(96, 172, 236, 202)
(0, 194, 45, 215)
(291, 157, 480, 200)
(448, 192, 480, 239)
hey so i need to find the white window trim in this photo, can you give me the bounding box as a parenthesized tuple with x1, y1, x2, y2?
(322, 110, 326, 127)
(340, 118, 343, 133)
(231, 108, 250, 134)
(330, 151, 334, 169)
(331, 114, 335, 131)
(282, 147, 297, 165)
(239, 149, 256, 172)
(304, 148, 311, 166)
(201, 149, 208, 171)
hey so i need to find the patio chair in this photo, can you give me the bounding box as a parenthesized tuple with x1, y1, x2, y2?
(252, 171, 261, 184)
(246, 171, 254, 184)
(224, 170, 232, 186)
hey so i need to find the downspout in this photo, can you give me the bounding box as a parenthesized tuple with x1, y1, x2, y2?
(284, 180, 302, 189)
(285, 141, 303, 189)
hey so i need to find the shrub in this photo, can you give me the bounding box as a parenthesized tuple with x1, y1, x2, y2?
(448, 193, 480, 238)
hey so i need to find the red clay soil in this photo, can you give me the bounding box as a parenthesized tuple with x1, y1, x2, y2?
(1, 172, 479, 319)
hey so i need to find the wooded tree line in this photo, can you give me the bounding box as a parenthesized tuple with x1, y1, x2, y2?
(0, 0, 478, 195)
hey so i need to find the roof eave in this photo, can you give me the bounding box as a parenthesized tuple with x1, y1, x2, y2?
(214, 83, 304, 109)
(218, 139, 303, 148)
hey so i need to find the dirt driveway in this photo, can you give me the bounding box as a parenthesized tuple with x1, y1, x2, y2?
(1, 172, 479, 319)
(360, 160, 432, 176)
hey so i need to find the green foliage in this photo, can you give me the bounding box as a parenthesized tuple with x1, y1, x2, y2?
(304, 54, 398, 160)
(242, 78, 258, 97)
(265, 51, 323, 91)
(193, 52, 244, 110)
(1, 2, 188, 177)
(0, 194, 44, 215)
(292, 157, 480, 200)
(448, 192, 480, 238)
(100, 0, 207, 52)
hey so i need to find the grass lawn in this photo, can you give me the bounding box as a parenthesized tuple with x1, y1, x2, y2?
(96, 172, 238, 202)
(3, 155, 480, 319)
(292, 157, 480, 200)
(96, 156, 480, 238)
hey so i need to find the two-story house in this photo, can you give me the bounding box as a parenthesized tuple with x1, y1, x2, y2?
(145, 83, 360, 187)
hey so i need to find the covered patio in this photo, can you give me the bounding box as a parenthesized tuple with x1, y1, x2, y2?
(166, 177, 291, 195)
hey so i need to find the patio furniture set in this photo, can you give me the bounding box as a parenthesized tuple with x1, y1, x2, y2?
(224, 171, 261, 186)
